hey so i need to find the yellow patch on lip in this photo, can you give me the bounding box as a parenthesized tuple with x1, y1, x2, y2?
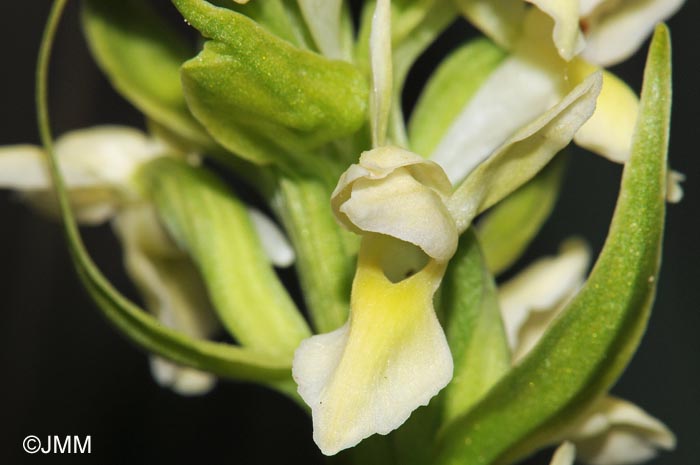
(293, 234, 453, 455)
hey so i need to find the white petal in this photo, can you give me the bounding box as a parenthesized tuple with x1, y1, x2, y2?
(446, 72, 602, 231)
(247, 208, 295, 267)
(582, 0, 685, 66)
(293, 236, 452, 455)
(149, 356, 216, 395)
(666, 169, 685, 204)
(550, 442, 577, 465)
(573, 65, 639, 163)
(498, 239, 590, 360)
(567, 397, 675, 465)
(0, 145, 51, 189)
(55, 125, 163, 188)
(528, 0, 586, 60)
(369, 0, 392, 147)
(430, 54, 563, 184)
(332, 146, 457, 262)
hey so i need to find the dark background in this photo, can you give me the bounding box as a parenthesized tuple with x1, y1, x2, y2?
(0, 2, 697, 464)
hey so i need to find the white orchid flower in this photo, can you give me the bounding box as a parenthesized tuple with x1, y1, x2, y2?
(292, 0, 606, 455)
(294, 146, 457, 455)
(564, 396, 676, 465)
(443, 1, 683, 184)
(0, 125, 295, 394)
(0, 125, 162, 223)
(499, 242, 675, 464)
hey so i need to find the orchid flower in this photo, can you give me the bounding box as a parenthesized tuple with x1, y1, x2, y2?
(0, 125, 294, 394)
(499, 242, 676, 464)
(439, 0, 684, 184)
(292, 0, 605, 454)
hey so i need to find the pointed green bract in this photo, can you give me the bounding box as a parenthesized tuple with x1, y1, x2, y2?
(435, 24, 672, 465)
(36, 0, 293, 386)
(409, 39, 506, 157)
(441, 230, 510, 423)
(172, 0, 368, 168)
(137, 157, 311, 359)
(82, 0, 213, 150)
(478, 154, 567, 275)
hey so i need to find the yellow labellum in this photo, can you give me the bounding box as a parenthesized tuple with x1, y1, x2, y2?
(293, 234, 453, 455)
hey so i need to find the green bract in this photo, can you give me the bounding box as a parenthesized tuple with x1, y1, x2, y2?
(82, 0, 214, 151)
(173, 0, 369, 169)
(136, 157, 311, 358)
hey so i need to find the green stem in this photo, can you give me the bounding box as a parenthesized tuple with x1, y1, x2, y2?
(272, 174, 358, 333)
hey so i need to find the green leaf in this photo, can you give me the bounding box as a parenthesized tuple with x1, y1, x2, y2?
(441, 229, 510, 424)
(39, 0, 291, 387)
(409, 39, 506, 157)
(477, 154, 567, 275)
(81, 0, 213, 150)
(137, 157, 311, 359)
(172, 0, 368, 167)
(435, 24, 671, 465)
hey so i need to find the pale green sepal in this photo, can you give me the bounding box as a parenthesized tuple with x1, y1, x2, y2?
(37, 0, 291, 388)
(454, 0, 526, 49)
(434, 25, 671, 465)
(136, 157, 310, 358)
(441, 229, 511, 424)
(477, 155, 566, 275)
(408, 38, 506, 157)
(297, 0, 344, 59)
(172, 0, 368, 166)
(447, 72, 602, 232)
(82, 0, 213, 150)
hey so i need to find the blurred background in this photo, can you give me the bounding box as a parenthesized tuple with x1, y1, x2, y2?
(0, 2, 697, 464)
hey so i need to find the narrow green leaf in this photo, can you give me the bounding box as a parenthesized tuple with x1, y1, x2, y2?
(37, 1, 293, 386)
(477, 154, 567, 275)
(172, 0, 368, 167)
(81, 0, 213, 150)
(435, 24, 671, 465)
(409, 39, 506, 157)
(441, 229, 511, 424)
(137, 157, 311, 359)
